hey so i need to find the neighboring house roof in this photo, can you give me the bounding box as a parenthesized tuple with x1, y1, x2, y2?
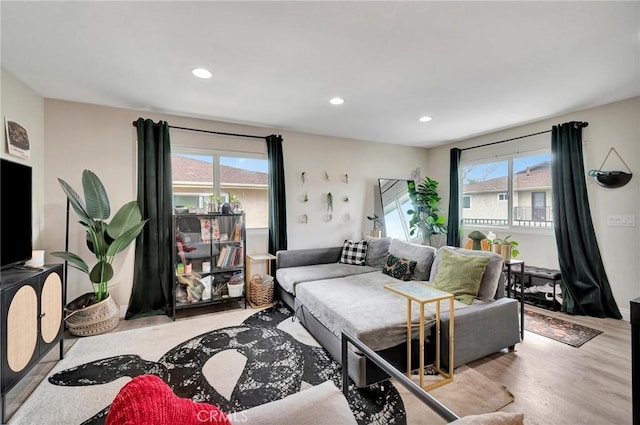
(463, 161, 551, 193)
(172, 155, 267, 186)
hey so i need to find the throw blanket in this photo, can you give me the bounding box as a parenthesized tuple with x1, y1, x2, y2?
(295, 272, 469, 351)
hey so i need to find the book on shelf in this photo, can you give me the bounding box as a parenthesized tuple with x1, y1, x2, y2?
(215, 244, 244, 268)
(217, 246, 228, 268)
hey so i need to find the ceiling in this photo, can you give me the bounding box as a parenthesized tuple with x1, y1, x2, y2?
(2, 1, 639, 147)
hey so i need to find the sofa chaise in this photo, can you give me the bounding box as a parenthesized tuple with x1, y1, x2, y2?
(275, 237, 521, 388)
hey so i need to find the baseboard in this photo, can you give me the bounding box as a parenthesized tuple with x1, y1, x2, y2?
(620, 307, 630, 322)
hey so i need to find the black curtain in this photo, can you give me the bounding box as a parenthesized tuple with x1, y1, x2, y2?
(126, 118, 173, 319)
(551, 121, 621, 319)
(446, 148, 462, 247)
(266, 135, 287, 255)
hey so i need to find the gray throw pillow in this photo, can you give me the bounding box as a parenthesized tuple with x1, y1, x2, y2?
(364, 236, 391, 268)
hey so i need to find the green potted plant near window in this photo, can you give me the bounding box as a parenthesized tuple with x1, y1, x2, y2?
(407, 176, 447, 247)
(489, 234, 520, 261)
(52, 170, 147, 336)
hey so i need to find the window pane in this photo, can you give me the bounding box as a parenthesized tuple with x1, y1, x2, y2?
(220, 156, 268, 228)
(172, 154, 214, 211)
(512, 153, 552, 227)
(462, 160, 508, 226)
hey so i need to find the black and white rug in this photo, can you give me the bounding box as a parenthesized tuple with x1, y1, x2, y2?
(11, 303, 405, 424)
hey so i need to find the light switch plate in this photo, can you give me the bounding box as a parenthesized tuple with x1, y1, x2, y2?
(607, 214, 636, 227)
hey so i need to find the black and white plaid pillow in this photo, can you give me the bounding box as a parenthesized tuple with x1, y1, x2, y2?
(339, 239, 368, 266)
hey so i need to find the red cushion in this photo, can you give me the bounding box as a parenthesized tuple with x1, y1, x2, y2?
(105, 375, 231, 425)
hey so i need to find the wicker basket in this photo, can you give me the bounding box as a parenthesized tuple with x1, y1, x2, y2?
(249, 274, 274, 307)
(64, 293, 120, 337)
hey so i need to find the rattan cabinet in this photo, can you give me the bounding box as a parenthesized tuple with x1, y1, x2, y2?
(0, 264, 64, 423)
(172, 213, 246, 319)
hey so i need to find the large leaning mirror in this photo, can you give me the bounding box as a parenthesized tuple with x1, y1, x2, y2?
(378, 178, 414, 241)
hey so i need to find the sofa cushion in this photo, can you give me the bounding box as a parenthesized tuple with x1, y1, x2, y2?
(339, 239, 368, 265)
(388, 239, 437, 281)
(364, 236, 391, 268)
(276, 263, 379, 295)
(430, 246, 504, 301)
(382, 253, 417, 281)
(230, 381, 357, 425)
(431, 249, 490, 304)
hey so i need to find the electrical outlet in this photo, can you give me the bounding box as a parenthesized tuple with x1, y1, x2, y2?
(607, 214, 636, 227)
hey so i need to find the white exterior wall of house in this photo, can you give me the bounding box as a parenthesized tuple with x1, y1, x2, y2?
(173, 186, 268, 229)
(463, 191, 509, 220)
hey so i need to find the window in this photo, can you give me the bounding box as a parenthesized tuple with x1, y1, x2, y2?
(462, 195, 472, 209)
(172, 152, 269, 228)
(462, 152, 552, 228)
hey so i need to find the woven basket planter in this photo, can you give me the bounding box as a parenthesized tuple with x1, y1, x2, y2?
(249, 274, 274, 307)
(64, 293, 120, 337)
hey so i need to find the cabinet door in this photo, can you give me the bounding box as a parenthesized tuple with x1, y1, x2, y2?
(1, 277, 39, 391)
(39, 267, 63, 351)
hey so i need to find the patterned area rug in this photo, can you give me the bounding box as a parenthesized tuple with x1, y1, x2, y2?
(10, 303, 405, 425)
(524, 309, 603, 347)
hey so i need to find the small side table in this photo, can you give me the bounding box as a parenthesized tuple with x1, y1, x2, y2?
(504, 259, 525, 340)
(384, 281, 454, 391)
(246, 253, 277, 308)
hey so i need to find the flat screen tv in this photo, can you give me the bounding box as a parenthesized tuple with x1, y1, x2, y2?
(1, 158, 33, 270)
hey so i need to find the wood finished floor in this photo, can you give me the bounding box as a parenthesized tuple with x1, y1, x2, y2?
(2, 302, 632, 425)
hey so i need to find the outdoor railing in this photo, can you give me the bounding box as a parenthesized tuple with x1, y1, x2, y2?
(463, 206, 554, 228)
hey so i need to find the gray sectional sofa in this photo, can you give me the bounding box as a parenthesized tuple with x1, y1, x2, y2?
(275, 237, 521, 388)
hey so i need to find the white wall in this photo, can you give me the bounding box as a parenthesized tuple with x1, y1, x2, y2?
(1, 69, 45, 251)
(427, 96, 640, 319)
(43, 99, 429, 306)
(282, 132, 429, 249)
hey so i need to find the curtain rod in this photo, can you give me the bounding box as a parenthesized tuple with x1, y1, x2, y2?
(131, 121, 267, 140)
(460, 121, 588, 152)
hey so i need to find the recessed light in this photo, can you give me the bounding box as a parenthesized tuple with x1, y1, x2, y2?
(418, 116, 433, 122)
(329, 97, 345, 105)
(192, 67, 212, 79)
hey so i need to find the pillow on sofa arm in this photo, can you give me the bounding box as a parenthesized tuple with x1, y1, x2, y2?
(430, 247, 504, 301)
(339, 239, 368, 265)
(431, 248, 490, 304)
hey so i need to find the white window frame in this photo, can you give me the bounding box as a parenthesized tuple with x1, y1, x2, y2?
(497, 192, 508, 201)
(460, 147, 552, 231)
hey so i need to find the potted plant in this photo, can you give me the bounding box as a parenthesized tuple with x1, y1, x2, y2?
(208, 194, 224, 213)
(230, 194, 242, 212)
(407, 176, 447, 246)
(489, 235, 520, 261)
(366, 214, 383, 237)
(52, 170, 147, 336)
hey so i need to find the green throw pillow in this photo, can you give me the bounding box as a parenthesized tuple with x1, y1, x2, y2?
(382, 253, 417, 281)
(432, 249, 490, 304)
